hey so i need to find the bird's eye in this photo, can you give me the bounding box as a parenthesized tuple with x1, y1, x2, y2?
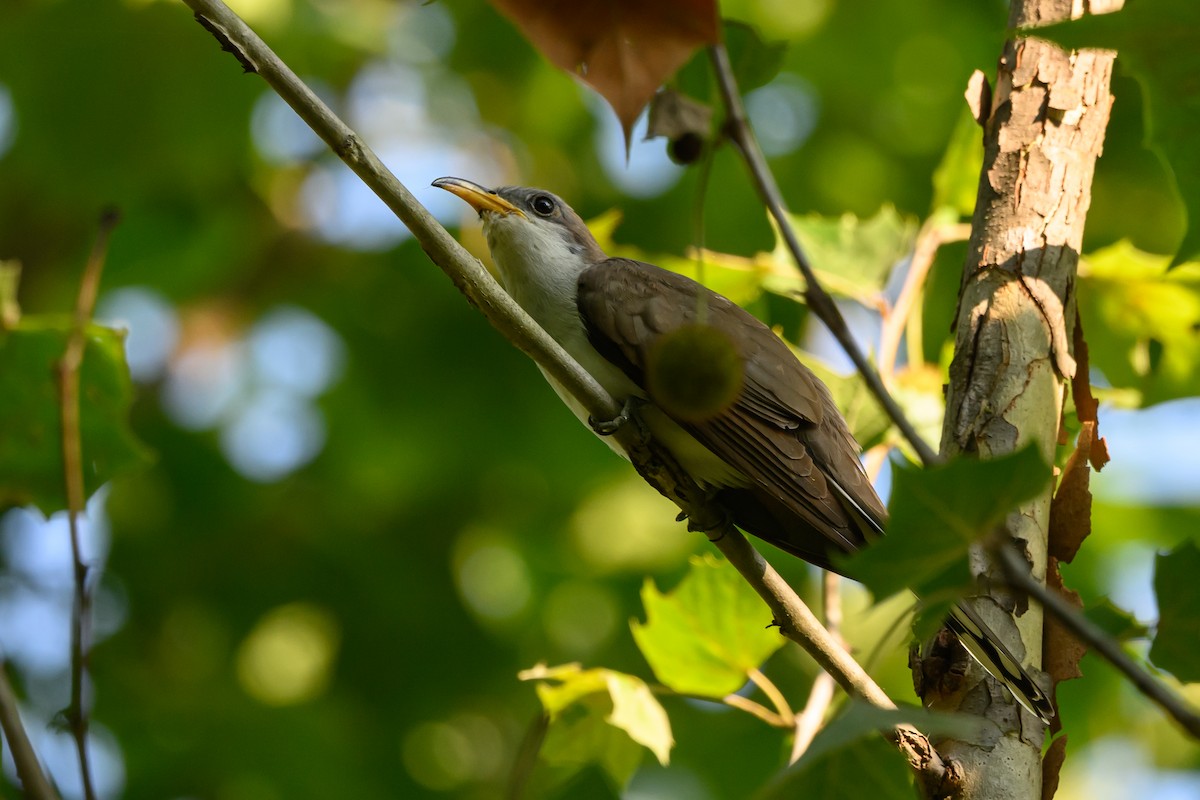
(531, 195, 555, 216)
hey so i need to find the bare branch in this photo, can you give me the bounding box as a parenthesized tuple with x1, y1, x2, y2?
(55, 208, 119, 800)
(996, 544, 1200, 740)
(707, 43, 939, 467)
(0, 662, 60, 800)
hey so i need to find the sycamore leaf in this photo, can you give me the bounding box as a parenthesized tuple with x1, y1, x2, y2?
(931, 108, 984, 218)
(534, 695, 645, 793)
(843, 444, 1051, 637)
(1038, 0, 1200, 264)
(486, 0, 719, 145)
(763, 206, 918, 305)
(0, 318, 150, 514)
(1077, 241, 1200, 406)
(631, 554, 784, 697)
(1150, 540, 1200, 683)
(1085, 599, 1150, 642)
(519, 663, 673, 769)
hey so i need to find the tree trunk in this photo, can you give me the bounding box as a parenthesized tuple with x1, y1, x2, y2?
(930, 1, 1117, 798)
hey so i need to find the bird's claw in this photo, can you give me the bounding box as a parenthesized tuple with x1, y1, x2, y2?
(589, 397, 642, 436)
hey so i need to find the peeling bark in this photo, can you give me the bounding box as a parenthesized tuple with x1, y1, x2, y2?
(925, 2, 1118, 798)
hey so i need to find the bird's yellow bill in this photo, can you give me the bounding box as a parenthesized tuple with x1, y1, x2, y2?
(432, 177, 524, 217)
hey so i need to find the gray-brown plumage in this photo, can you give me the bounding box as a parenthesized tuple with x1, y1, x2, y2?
(432, 176, 1054, 723)
(578, 257, 885, 570)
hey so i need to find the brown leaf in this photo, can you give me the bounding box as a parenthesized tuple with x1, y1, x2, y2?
(1049, 419, 1095, 564)
(1070, 311, 1109, 471)
(1041, 734, 1068, 800)
(1043, 557, 1086, 735)
(486, 0, 720, 145)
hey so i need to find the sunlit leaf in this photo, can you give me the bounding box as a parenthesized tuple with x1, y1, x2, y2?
(519, 663, 673, 770)
(1038, 0, 1200, 263)
(534, 695, 646, 793)
(843, 444, 1051, 635)
(631, 554, 785, 697)
(1150, 540, 1200, 682)
(764, 206, 918, 305)
(0, 318, 150, 513)
(931, 109, 984, 218)
(1077, 241, 1200, 405)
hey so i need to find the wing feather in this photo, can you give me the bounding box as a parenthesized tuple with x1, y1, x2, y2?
(578, 258, 885, 564)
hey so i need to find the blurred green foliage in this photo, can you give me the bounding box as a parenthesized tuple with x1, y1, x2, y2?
(0, 0, 1197, 798)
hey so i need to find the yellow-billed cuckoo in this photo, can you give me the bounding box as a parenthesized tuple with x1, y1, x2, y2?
(433, 176, 1053, 723)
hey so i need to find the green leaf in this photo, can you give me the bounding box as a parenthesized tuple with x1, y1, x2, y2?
(1038, 0, 1200, 263)
(535, 695, 646, 793)
(631, 554, 785, 697)
(723, 20, 788, 93)
(1077, 241, 1200, 405)
(762, 702, 1000, 799)
(519, 663, 673, 768)
(842, 444, 1051, 636)
(1085, 599, 1150, 642)
(1150, 540, 1200, 682)
(604, 672, 673, 766)
(764, 206, 918, 305)
(931, 109, 984, 218)
(0, 318, 150, 513)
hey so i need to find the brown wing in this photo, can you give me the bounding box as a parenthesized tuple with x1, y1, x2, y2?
(578, 258, 886, 569)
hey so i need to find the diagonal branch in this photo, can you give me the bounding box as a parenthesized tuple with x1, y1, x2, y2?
(179, 0, 954, 790)
(0, 662, 60, 800)
(996, 544, 1200, 740)
(707, 44, 940, 468)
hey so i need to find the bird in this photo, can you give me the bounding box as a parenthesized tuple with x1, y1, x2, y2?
(433, 176, 1054, 723)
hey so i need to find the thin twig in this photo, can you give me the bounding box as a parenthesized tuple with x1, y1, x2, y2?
(56, 208, 119, 800)
(877, 221, 971, 384)
(646, 682, 788, 728)
(791, 672, 835, 763)
(179, 2, 953, 790)
(707, 44, 939, 468)
(0, 662, 60, 800)
(721, 693, 789, 728)
(748, 668, 795, 728)
(996, 544, 1200, 739)
(789, 567, 845, 764)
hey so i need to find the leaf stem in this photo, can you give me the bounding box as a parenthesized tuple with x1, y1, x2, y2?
(55, 207, 119, 800)
(748, 667, 795, 728)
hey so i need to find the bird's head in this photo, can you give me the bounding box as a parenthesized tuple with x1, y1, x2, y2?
(433, 177, 605, 291)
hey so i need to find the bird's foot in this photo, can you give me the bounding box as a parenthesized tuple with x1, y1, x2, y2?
(589, 397, 644, 436)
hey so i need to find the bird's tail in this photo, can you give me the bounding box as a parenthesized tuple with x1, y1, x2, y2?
(945, 601, 1055, 723)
